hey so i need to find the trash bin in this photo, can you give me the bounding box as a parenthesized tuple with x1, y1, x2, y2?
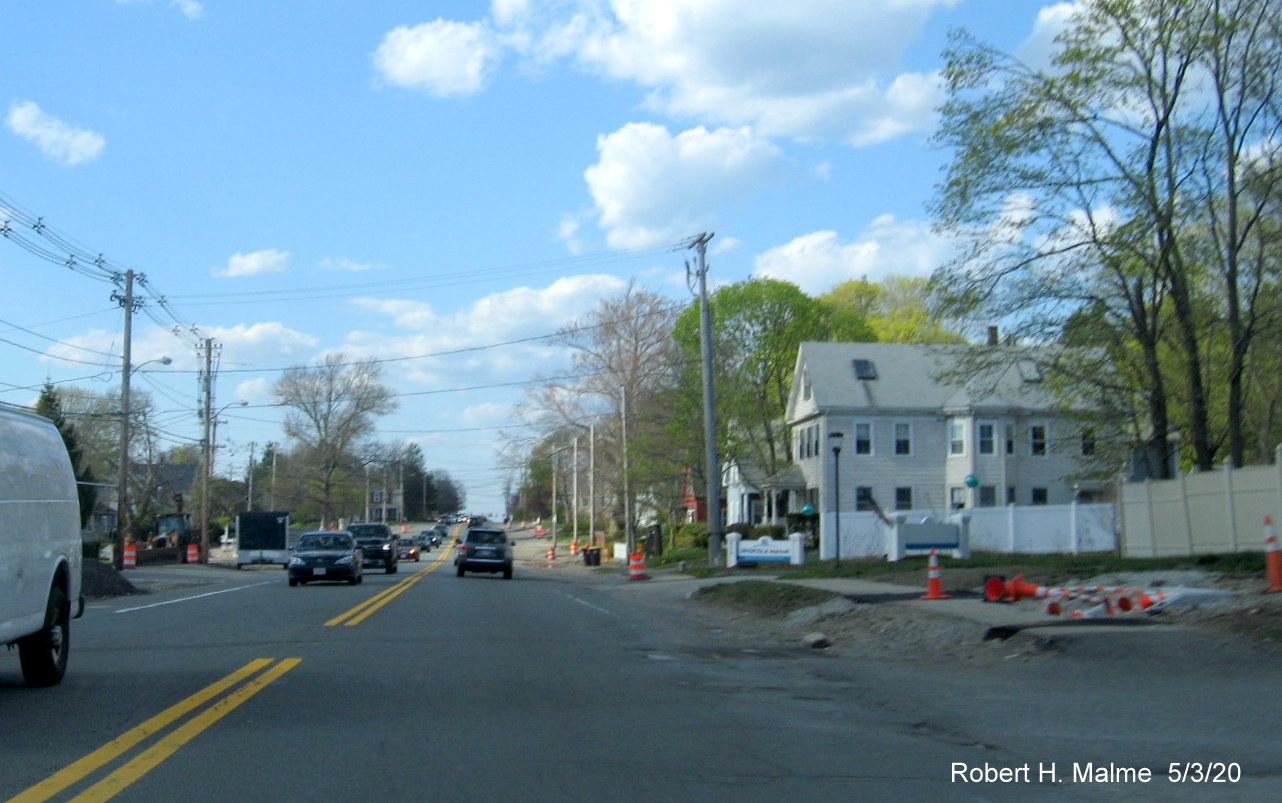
(583, 547, 601, 566)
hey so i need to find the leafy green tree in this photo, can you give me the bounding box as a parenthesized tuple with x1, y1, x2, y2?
(820, 276, 966, 344)
(931, 0, 1282, 474)
(674, 277, 874, 481)
(37, 383, 95, 528)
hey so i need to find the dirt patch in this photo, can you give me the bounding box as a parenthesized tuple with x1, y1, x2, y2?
(81, 560, 143, 599)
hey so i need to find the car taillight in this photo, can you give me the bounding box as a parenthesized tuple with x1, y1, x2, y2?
(458, 545, 467, 554)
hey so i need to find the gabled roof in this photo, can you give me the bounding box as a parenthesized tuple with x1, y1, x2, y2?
(789, 341, 1060, 420)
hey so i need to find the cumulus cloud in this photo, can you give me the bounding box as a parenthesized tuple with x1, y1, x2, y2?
(6, 101, 105, 166)
(585, 122, 783, 249)
(379, 0, 955, 144)
(214, 249, 290, 278)
(753, 216, 953, 295)
(373, 20, 503, 97)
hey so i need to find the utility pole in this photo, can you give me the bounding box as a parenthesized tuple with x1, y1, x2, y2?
(621, 385, 633, 554)
(688, 232, 722, 566)
(113, 270, 136, 570)
(571, 435, 579, 547)
(246, 441, 256, 512)
(199, 338, 214, 563)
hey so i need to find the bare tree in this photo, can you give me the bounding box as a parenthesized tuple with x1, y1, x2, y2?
(271, 354, 396, 525)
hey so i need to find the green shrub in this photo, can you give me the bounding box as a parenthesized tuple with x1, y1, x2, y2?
(674, 521, 709, 549)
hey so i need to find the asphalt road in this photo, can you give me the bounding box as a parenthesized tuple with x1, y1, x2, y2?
(2, 532, 1278, 802)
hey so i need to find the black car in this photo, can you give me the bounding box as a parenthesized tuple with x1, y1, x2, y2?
(348, 523, 399, 574)
(288, 531, 363, 586)
(455, 527, 513, 579)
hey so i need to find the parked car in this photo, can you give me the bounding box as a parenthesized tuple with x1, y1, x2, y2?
(288, 531, 363, 586)
(397, 537, 421, 562)
(455, 527, 513, 579)
(348, 523, 398, 574)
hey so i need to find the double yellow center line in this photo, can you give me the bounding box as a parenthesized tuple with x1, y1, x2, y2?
(325, 543, 452, 626)
(7, 658, 300, 803)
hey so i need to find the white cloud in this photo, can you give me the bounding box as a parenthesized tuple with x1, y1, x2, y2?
(214, 249, 290, 278)
(6, 101, 105, 166)
(320, 256, 385, 272)
(339, 273, 628, 386)
(373, 20, 502, 97)
(1015, 2, 1081, 68)
(378, 1, 956, 144)
(753, 216, 953, 294)
(585, 122, 783, 249)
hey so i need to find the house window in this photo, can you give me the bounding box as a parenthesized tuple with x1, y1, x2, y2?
(1031, 487, 1048, 505)
(1081, 427, 1096, 456)
(948, 419, 967, 456)
(803, 380, 812, 400)
(854, 422, 872, 455)
(949, 486, 967, 509)
(977, 422, 996, 455)
(1030, 424, 1047, 456)
(1005, 424, 1015, 455)
(1007, 486, 1017, 504)
(978, 486, 997, 507)
(894, 422, 912, 456)
(855, 486, 874, 511)
(853, 359, 877, 380)
(895, 487, 913, 510)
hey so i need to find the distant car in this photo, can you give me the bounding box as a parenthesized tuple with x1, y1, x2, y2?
(397, 537, 421, 562)
(455, 527, 513, 579)
(348, 523, 398, 574)
(428, 533, 442, 548)
(288, 531, 363, 586)
(413, 531, 434, 551)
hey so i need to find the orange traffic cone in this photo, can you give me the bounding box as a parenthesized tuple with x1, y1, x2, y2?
(920, 549, 950, 599)
(1265, 517, 1282, 594)
(569, 539, 579, 556)
(186, 543, 200, 563)
(545, 545, 556, 562)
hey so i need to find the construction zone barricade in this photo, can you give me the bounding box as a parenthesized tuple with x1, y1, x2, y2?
(122, 542, 137, 569)
(628, 552, 648, 580)
(1265, 516, 1282, 594)
(186, 543, 200, 563)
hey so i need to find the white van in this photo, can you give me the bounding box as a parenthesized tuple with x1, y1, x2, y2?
(0, 402, 84, 686)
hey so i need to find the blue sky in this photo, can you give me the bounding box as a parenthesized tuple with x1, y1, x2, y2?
(1, 0, 1075, 515)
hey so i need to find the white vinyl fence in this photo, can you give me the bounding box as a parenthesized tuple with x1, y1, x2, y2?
(820, 502, 1118, 560)
(1119, 454, 1282, 557)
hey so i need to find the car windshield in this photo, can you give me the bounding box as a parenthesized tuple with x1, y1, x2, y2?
(470, 531, 505, 545)
(398, 538, 414, 546)
(298, 535, 350, 551)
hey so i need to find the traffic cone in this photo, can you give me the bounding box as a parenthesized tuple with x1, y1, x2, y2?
(628, 552, 648, 581)
(186, 543, 200, 563)
(1265, 516, 1282, 594)
(123, 542, 136, 569)
(920, 549, 950, 599)
(545, 545, 556, 562)
(569, 539, 579, 556)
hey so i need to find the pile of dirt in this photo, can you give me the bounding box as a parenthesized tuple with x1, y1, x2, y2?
(81, 560, 142, 599)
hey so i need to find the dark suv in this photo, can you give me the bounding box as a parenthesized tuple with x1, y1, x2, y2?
(455, 527, 513, 579)
(347, 523, 398, 574)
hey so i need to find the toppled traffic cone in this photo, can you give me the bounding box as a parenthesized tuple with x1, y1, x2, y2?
(920, 549, 950, 600)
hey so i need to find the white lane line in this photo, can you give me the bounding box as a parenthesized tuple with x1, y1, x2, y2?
(557, 590, 615, 617)
(114, 582, 272, 613)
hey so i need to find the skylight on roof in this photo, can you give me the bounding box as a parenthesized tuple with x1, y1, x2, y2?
(853, 359, 877, 380)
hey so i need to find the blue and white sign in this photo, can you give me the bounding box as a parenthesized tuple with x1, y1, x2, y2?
(726, 533, 806, 567)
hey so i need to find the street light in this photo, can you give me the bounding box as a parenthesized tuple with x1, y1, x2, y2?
(201, 399, 247, 562)
(829, 431, 844, 567)
(115, 355, 171, 569)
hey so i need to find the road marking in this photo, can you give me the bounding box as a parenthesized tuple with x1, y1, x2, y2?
(325, 546, 452, 627)
(557, 590, 615, 617)
(113, 582, 272, 613)
(5, 658, 296, 803)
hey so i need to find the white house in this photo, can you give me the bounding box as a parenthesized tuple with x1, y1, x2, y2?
(774, 341, 1112, 559)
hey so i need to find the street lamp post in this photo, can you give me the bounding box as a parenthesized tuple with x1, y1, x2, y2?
(115, 355, 171, 569)
(829, 431, 844, 567)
